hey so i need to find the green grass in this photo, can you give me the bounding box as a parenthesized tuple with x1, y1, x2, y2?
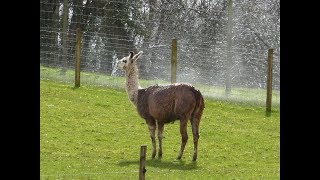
(40, 65, 280, 107)
(40, 79, 280, 179)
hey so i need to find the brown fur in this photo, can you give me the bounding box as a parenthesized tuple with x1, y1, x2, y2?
(118, 51, 205, 161)
(137, 83, 204, 124)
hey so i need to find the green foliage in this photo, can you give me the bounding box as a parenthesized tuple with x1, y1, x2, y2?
(40, 80, 279, 179)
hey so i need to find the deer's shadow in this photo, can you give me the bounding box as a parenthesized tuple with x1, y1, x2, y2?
(118, 158, 199, 171)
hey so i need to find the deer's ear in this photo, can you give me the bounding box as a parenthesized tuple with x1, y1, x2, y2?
(129, 51, 134, 58)
(133, 51, 143, 60)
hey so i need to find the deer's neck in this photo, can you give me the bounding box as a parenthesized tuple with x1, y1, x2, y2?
(125, 65, 141, 106)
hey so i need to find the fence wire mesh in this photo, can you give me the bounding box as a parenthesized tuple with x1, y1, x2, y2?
(40, 0, 280, 105)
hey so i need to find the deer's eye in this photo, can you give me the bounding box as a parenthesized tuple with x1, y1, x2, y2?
(123, 60, 127, 63)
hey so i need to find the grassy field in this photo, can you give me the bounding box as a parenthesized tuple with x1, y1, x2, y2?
(40, 65, 280, 107)
(40, 79, 280, 179)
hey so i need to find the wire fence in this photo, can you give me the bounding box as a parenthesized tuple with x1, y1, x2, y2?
(40, 1, 280, 178)
(40, 0, 280, 106)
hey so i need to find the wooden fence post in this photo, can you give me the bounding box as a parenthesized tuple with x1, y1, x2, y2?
(75, 26, 82, 88)
(266, 49, 273, 116)
(171, 38, 177, 84)
(139, 145, 147, 180)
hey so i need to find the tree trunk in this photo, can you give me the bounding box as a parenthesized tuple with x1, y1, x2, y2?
(40, 0, 58, 66)
(225, 0, 233, 95)
(60, 0, 69, 75)
(141, 0, 160, 79)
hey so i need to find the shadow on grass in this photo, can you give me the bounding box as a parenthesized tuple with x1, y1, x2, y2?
(118, 158, 199, 171)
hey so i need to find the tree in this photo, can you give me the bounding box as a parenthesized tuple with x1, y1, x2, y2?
(60, 0, 69, 75)
(40, 0, 60, 66)
(225, 0, 233, 95)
